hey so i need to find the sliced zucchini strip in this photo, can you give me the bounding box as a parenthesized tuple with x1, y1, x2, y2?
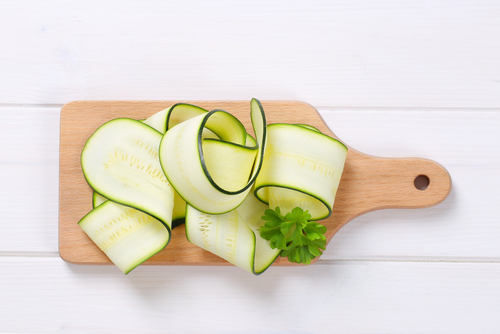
(143, 103, 211, 134)
(159, 98, 267, 215)
(92, 192, 108, 208)
(202, 138, 257, 192)
(143, 109, 196, 222)
(81, 118, 175, 228)
(143, 106, 172, 134)
(166, 103, 210, 130)
(79, 201, 169, 274)
(172, 190, 187, 223)
(245, 134, 257, 147)
(254, 123, 347, 220)
(88, 107, 196, 229)
(294, 123, 321, 132)
(92, 189, 186, 224)
(185, 189, 280, 275)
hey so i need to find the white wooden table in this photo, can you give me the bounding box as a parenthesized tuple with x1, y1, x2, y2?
(1, 1, 499, 333)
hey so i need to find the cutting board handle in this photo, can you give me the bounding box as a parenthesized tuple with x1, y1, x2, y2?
(334, 152, 452, 217)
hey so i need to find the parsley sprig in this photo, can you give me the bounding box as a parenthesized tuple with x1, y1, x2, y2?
(259, 207, 327, 265)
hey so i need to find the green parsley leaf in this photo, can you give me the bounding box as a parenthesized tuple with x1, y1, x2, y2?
(258, 207, 327, 265)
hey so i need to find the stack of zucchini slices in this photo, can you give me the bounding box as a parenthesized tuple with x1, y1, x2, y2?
(78, 99, 347, 275)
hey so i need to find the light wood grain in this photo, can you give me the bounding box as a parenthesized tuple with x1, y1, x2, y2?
(59, 101, 451, 266)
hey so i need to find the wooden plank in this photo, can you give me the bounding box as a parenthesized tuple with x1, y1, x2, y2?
(1, 257, 499, 333)
(0, 1, 500, 108)
(58, 100, 451, 266)
(319, 108, 500, 167)
(0, 107, 60, 252)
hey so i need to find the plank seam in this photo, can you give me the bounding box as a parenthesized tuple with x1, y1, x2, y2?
(0, 103, 499, 112)
(1, 252, 499, 264)
(318, 258, 500, 264)
(0, 251, 60, 258)
(317, 106, 500, 112)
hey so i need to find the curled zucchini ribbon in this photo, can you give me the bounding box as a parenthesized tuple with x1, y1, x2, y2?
(159, 98, 267, 214)
(161, 99, 280, 274)
(254, 123, 348, 221)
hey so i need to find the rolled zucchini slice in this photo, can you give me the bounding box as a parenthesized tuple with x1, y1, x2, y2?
(254, 123, 348, 220)
(142, 106, 172, 134)
(79, 201, 169, 274)
(81, 118, 175, 229)
(90, 110, 190, 219)
(143, 102, 210, 134)
(143, 106, 216, 222)
(92, 189, 187, 224)
(92, 192, 107, 208)
(185, 189, 280, 275)
(159, 98, 267, 215)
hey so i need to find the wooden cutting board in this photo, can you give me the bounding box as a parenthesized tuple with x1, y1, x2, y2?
(59, 100, 452, 267)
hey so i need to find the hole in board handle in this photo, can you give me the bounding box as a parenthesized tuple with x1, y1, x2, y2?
(414, 175, 430, 191)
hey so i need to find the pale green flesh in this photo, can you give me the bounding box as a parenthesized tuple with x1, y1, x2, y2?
(295, 123, 321, 132)
(159, 100, 266, 215)
(172, 190, 186, 222)
(160, 112, 250, 214)
(185, 189, 280, 275)
(166, 103, 209, 130)
(142, 106, 172, 134)
(82, 118, 175, 228)
(79, 201, 170, 274)
(93, 189, 186, 222)
(254, 123, 347, 220)
(233, 188, 281, 274)
(91, 113, 188, 220)
(186, 205, 255, 273)
(202, 139, 257, 192)
(92, 192, 108, 208)
(83, 109, 186, 275)
(144, 110, 194, 222)
(245, 134, 256, 147)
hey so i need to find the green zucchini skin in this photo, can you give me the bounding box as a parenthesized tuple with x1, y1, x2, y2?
(166, 103, 209, 130)
(80, 117, 176, 274)
(81, 118, 175, 229)
(185, 189, 280, 275)
(254, 123, 348, 220)
(92, 191, 108, 208)
(294, 123, 321, 132)
(159, 99, 267, 215)
(79, 200, 170, 274)
(201, 138, 258, 192)
(92, 190, 186, 228)
(81, 107, 198, 275)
